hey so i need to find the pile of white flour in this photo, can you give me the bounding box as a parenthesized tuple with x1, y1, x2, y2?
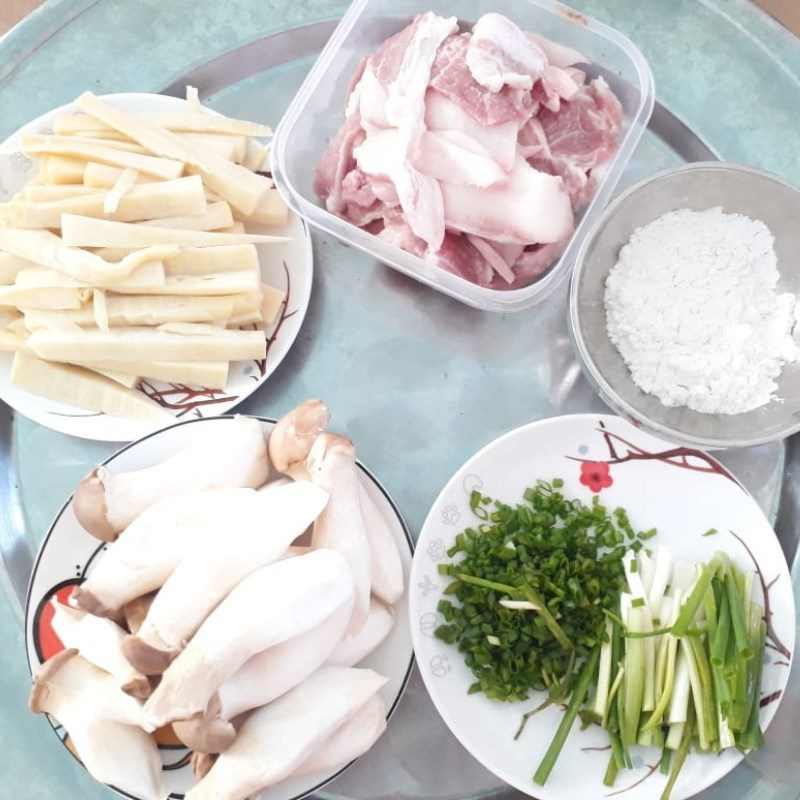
(604, 208, 798, 415)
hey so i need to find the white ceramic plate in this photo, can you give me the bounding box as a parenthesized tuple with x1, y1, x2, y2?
(25, 415, 414, 800)
(410, 414, 795, 800)
(0, 93, 312, 442)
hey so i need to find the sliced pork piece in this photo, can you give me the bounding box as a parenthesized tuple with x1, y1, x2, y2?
(184, 667, 387, 800)
(539, 76, 623, 170)
(125, 482, 329, 674)
(353, 128, 445, 249)
(466, 13, 547, 92)
(430, 34, 535, 126)
(527, 32, 586, 68)
(533, 64, 582, 113)
(431, 233, 494, 288)
(441, 155, 573, 245)
(307, 434, 372, 634)
(72, 488, 255, 617)
(467, 235, 516, 284)
(494, 240, 567, 289)
(414, 130, 507, 188)
(314, 113, 365, 215)
(424, 89, 519, 171)
(72, 415, 268, 541)
(142, 549, 354, 730)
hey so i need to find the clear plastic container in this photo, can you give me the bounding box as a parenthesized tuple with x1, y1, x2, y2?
(271, 0, 655, 312)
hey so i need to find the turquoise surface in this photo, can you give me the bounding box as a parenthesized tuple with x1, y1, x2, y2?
(0, 1, 799, 798)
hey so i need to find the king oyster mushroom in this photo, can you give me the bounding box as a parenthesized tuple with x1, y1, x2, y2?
(306, 434, 372, 633)
(270, 400, 404, 605)
(326, 596, 395, 667)
(185, 667, 387, 800)
(73, 415, 269, 541)
(189, 694, 387, 781)
(122, 592, 156, 635)
(29, 650, 165, 800)
(142, 549, 354, 730)
(50, 600, 150, 699)
(71, 487, 254, 617)
(268, 399, 330, 480)
(173, 598, 353, 753)
(124, 481, 329, 674)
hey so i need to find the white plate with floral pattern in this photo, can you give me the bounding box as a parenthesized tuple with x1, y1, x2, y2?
(410, 413, 794, 800)
(25, 415, 414, 800)
(0, 93, 312, 441)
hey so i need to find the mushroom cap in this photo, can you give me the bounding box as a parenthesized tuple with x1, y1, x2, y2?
(71, 584, 115, 618)
(121, 635, 176, 676)
(269, 399, 330, 480)
(305, 433, 356, 477)
(174, 713, 236, 754)
(72, 467, 118, 542)
(29, 648, 79, 714)
(191, 751, 218, 780)
(121, 675, 153, 700)
(122, 593, 156, 635)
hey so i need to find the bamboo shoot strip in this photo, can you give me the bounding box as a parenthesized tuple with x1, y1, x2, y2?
(20, 139, 184, 179)
(140, 201, 233, 231)
(55, 111, 270, 137)
(60, 215, 286, 248)
(67, 358, 229, 390)
(10, 351, 171, 422)
(533, 647, 600, 787)
(108, 271, 259, 297)
(163, 245, 258, 275)
(76, 93, 272, 214)
(28, 326, 266, 363)
(0, 228, 176, 286)
(2, 176, 207, 228)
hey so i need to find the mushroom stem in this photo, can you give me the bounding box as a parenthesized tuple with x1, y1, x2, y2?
(126, 481, 329, 674)
(73, 415, 269, 540)
(268, 399, 330, 480)
(185, 667, 386, 800)
(306, 434, 372, 634)
(122, 592, 156, 635)
(294, 695, 387, 777)
(30, 650, 165, 800)
(72, 487, 256, 616)
(326, 597, 395, 667)
(51, 600, 150, 699)
(142, 550, 355, 731)
(358, 479, 405, 604)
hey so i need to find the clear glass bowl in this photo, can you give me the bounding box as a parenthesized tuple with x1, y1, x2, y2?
(271, 0, 655, 312)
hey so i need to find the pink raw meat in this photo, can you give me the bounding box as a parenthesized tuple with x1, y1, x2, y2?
(354, 129, 446, 249)
(430, 34, 535, 126)
(379, 219, 427, 259)
(491, 239, 567, 289)
(431, 233, 494, 287)
(539, 76, 622, 168)
(314, 113, 365, 214)
(465, 13, 547, 92)
(527, 32, 586, 68)
(440, 155, 573, 245)
(413, 130, 507, 187)
(424, 90, 519, 171)
(466, 234, 515, 284)
(517, 116, 551, 160)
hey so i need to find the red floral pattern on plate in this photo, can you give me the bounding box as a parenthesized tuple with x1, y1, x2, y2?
(579, 460, 613, 492)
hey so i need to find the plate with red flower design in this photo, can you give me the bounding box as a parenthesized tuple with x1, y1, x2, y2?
(410, 413, 794, 800)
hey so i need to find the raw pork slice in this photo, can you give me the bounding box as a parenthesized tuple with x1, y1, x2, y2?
(466, 13, 547, 92)
(314, 113, 365, 215)
(429, 34, 535, 127)
(441, 155, 573, 244)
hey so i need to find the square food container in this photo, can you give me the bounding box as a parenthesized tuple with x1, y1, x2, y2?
(271, 0, 655, 312)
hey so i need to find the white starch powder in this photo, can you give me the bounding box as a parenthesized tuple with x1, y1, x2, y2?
(604, 208, 798, 415)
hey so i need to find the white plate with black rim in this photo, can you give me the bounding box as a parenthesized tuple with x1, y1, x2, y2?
(24, 415, 414, 800)
(410, 413, 794, 800)
(0, 93, 312, 442)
